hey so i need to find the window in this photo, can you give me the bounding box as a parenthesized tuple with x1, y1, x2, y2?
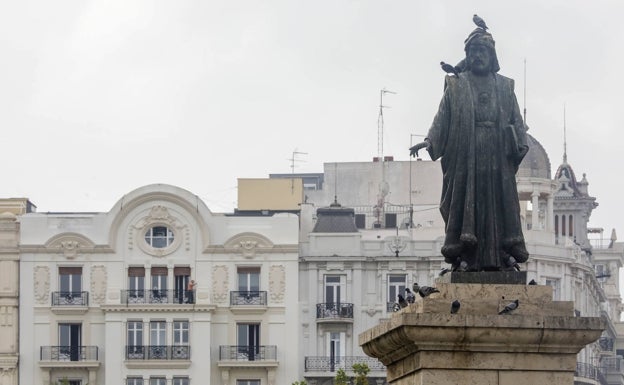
(145, 226, 174, 248)
(237, 323, 260, 361)
(149, 321, 167, 359)
(238, 267, 260, 292)
(327, 331, 346, 371)
(172, 377, 190, 385)
(172, 320, 190, 359)
(128, 267, 145, 302)
(57, 381, 81, 385)
(59, 323, 81, 361)
(355, 214, 365, 229)
(59, 267, 82, 293)
(545, 278, 560, 300)
(174, 266, 191, 303)
(127, 321, 144, 358)
(388, 275, 406, 308)
(126, 378, 144, 385)
(237, 381, 260, 385)
(173, 321, 189, 345)
(385, 213, 397, 228)
(151, 267, 168, 303)
(150, 378, 166, 385)
(324, 275, 345, 304)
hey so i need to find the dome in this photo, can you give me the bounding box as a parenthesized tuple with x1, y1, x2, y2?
(518, 134, 551, 179)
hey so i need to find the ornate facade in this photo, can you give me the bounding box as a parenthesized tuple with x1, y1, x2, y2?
(15, 185, 300, 385)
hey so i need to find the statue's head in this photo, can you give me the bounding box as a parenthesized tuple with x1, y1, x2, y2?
(464, 28, 500, 75)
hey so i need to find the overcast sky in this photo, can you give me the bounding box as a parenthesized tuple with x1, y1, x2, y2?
(2, 1, 624, 241)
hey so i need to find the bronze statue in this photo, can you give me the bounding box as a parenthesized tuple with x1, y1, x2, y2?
(410, 22, 529, 272)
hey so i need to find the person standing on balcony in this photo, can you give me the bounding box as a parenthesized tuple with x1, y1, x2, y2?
(187, 279, 196, 304)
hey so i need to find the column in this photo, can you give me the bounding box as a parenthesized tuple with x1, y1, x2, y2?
(546, 195, 554, 232)
(531, 190, 540, 230)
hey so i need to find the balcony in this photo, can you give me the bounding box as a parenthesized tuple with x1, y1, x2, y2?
(218, 345, 278, 368)
(601, 357, 624, 385)
(51, 291, 89, 315)
(121, 290, 195, 305)
(125, 345, 191, 369)
(229, 291, 268, 314)
(316, 303, 354, 322)
(126, 345, 190, 360)
(305, 356, 385, 373)
(575, 362, 608, 385)
(39, 346, 100, 369)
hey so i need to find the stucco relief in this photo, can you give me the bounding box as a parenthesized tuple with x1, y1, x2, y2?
(90, 265, 107, 304)
(44, 233, 95, 260)
(269, 265, 285, 303)
(33, 266, 50, 304)
(130, 205, 189, 257)
(212, 265, 229, 303)
(223, 232, 274, 258)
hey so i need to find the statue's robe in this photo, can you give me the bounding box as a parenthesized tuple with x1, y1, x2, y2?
(426, 72, 528, 271)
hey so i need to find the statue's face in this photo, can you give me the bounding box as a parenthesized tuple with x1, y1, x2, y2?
(467, 43, 492, 75)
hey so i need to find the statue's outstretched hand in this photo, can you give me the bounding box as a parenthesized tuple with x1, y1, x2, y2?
(409, 140, 430, 158)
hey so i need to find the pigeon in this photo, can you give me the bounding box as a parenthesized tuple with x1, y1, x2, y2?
(450, 300, 461, 314)
(413, 283, 440, 298)
(439, 267, 451, 276)
(528, 279, 537, 285)
(405, 288, 416, 304)
(473, 14, 488, 30)
(391, 302, 401, 312)
(440, 61, 459, 77)
(498, 299, 519, 315)
(505, 256, 521, 271)
(397, 294, 408, 309)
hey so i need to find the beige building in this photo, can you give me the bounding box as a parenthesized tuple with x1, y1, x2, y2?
(0, 198, 35, 385)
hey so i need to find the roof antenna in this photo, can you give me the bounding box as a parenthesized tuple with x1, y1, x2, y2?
(378, 88, 396, 161)
(288, 149, 307, 193)
(332, 162, 340, 207)
(563, 104, 567, 164)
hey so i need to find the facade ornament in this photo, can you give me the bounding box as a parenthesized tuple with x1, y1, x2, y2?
(131, 205, 188, 257)
(33, 266, 50, 304)
(224, 232, 274, 259)
(269, 265, 285, 303)
(90, 265, 107, 304)
(212, 265, 229, 303)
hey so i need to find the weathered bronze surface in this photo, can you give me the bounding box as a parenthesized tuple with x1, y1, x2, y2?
(410, 22, 529, 273)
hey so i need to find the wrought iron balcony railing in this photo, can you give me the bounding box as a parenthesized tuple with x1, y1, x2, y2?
(305, 356, 386, 372)
(51, 291, 89, 306)
(575, 362, 608, 385)
(125, 345, 190, 360)
(40, 346, 99, 361)
(219, 345, 277, 361)
(230, 291, 267, 306)
(122, 290, 195, 305)
(316, 302, 354, 319)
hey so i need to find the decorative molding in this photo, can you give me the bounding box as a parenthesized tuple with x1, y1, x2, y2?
(223, 232, 274, 258)
(44, 233, 96, 259)
(212, 265, 229, 303)
(131, 205, 188, 257)
(34, 266, 50, 304)
(90, 265, 107, 304)
(269, 265, 285, 303)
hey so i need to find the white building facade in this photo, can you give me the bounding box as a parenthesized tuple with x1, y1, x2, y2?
(294, 134, 624, 385)
(17, 184, 300, 385)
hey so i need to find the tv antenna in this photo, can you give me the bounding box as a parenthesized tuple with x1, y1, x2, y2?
(289, 149, 308, 173)
(378, 88, 396, 160)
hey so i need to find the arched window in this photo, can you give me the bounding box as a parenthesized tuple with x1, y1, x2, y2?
(562, 215, 566, 236)
(569, 215, 573, 237)
(555, 215, 559, 236)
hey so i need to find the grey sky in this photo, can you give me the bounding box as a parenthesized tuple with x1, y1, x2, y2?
(2, 1, 624, 242)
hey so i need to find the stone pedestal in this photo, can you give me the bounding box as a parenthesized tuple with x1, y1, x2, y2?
(359, 283, 605, 385)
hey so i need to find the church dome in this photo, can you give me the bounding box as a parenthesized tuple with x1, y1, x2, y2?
(518, 133, 551, 179)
